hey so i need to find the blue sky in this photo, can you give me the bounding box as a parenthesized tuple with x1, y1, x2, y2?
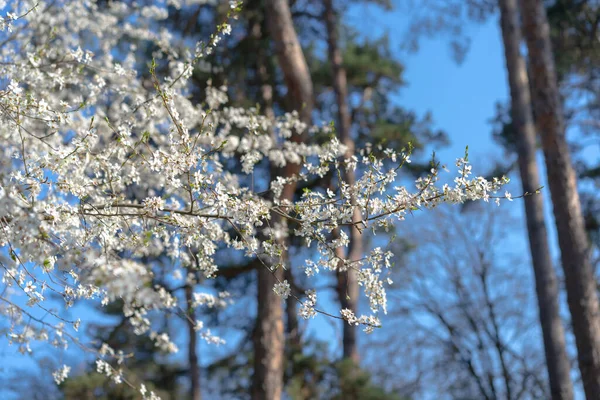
(347, 1, 508, 161)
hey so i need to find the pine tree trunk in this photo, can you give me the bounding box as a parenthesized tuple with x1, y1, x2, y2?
(252, 1, 314, 399)
(253, 265, 285, 400)
(518, 0, 600, 397)
(323, 0, 361, 364)
(498, 1, 574, 398)
(266, 0, 313, 125)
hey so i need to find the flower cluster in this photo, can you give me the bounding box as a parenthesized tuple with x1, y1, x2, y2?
(273, 280, 292, 300)
(52, 365, 71, 385)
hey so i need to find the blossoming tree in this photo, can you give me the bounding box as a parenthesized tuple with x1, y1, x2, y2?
(0, 1, 512, 397)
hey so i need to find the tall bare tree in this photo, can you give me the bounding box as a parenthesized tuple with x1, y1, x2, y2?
(374, 207, 551, 399)
(323, 0, 361, 364)
(519, 0, 600, 397)
(252, 0, 314, 399)
(497, 0, 574, 398)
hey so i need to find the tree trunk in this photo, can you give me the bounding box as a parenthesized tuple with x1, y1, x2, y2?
(323, 0, 361, 364)
(253, 265, 285, 400)
(251, 10, 285, 400)
(266, 0, 313, 126)
(185, 283, 201, 400)
(497, 1, 574, 398)
(252, 1, 314, 399)
(519, 0, 600, 397)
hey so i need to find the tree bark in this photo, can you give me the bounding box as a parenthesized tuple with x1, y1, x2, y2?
(497, 1, 574, 398)
(323, 0, 361, 364)
(250, 9, 284, 400)
(518, 0, 600, 397)
(185, 283, 201, 400)
(266, 0, 313, 126)
(252, 1, 314, 399)
(253, 265, 285, 400)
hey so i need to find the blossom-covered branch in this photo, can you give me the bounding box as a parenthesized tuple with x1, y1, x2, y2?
(0, 0, 514, 396)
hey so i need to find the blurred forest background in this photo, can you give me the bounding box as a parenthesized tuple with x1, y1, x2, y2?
(2, 0, 600, 399)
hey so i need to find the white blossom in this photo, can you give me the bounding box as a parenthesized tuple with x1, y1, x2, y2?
(273, 280, 292, 299)
(52, 365, 71, 385)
